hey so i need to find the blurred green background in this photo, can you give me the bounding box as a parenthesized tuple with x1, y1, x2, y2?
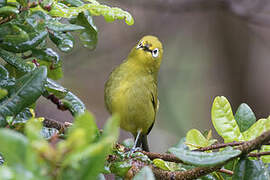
(37, 0, 270, 153)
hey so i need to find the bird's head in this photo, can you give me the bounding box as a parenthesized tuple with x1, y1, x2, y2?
(128, 35, 163, 73)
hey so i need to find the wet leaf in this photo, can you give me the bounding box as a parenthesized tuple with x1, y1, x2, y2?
(0, 67, 47, 126)
(168, 146, 241, 167)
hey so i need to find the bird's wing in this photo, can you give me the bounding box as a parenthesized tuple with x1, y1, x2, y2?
(147, 86, 158, 135)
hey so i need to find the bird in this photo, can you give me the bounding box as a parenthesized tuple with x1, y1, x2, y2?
(104, 35, 163, 152)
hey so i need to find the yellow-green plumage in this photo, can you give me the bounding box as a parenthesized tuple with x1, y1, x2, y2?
(104, 36, 163, 151)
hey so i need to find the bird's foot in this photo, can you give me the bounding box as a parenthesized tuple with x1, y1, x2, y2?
(127, 147, 142, 157)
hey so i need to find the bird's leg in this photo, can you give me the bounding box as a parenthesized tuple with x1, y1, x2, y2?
(141, 134, 150, 152)
(130, 129, 142, 153)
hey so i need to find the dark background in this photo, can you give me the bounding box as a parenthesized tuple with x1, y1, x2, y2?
(37, 0, 270, 153)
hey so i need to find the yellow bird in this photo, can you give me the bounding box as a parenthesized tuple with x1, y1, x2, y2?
(104, 35, 163, 152)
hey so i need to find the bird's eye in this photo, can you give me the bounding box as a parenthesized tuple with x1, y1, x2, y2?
(152, 48, 159, 58)
(136, 41, 143, 49)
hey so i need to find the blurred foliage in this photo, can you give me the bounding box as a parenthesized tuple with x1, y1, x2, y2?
(0, 111, 119, 179)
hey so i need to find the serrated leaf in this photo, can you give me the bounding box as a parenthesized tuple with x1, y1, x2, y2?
(211, 96, 244, 142)
(0, 67, 47, 127)
(232, 158, 270, 180)
(168, 146, 241, 167)
(49, 31, 74, 52)
(0, 129, 28, 166)
(49, 2, 134, 25)
(133, 166, 155, 180)
(235, 103, 256, 132)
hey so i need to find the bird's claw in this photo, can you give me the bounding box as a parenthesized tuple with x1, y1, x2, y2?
(127, 147, 142, 157)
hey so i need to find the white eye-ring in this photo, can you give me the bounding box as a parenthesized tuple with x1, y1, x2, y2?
(152, 48, 159, 58)
(136, 41, 143, 49)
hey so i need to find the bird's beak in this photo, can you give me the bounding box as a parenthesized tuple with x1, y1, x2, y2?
(142, 44, 152, 53)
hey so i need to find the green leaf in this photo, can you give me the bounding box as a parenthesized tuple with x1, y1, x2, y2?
(242, 117, 270, 163)
(72, 11, 97, 50)
(153, 158, 172, 171)
(8, 108, 33, 132)
(0, 65, 15, 92)
(67, 111, 99, 145)
(133, 166, 155, 180)
(0, 67, 47, 127)
(15, 0, 26, 7)
(186, 129, 215, 150)
(0, 6, 19, 15)
(0, 88, 8, 100)
(211, 96, 244, 142)
(232, 158, 270, 180)
(0, 24, 48, 53)
(261, 145, 270, 163)
(0, 129, 28, 166)
(49, 2, 134, 25)
(45, 78, 68, 98)
(243, 117, 270, 141)
(0, 48, 36, 73)
(46, 19, 84, 32)
(235, 103, 256, 132)
(31, 48, 60, 65)
(109, 160, 132, 177)
(61, 115, 119, 179)
(168, 146, 241, 167)
(62, 91, 85, 116)
(38, 60, 63, 80)
(49, 31, 74, 52)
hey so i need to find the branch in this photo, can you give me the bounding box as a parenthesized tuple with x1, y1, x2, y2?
(248, 151, 270, 157)
(118, 129, 270, 179)
(43, 118, 71, 133)
(45, 94, 68, 111)
(194, 141, 245, 151)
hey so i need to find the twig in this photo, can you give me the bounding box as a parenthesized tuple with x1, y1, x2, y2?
(194, 141, 245, 151)
(43, 118, 72, 133)
(219, 168, 234, 175)
(248, 151, 270, 157)
(46, 94, 68, 111)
